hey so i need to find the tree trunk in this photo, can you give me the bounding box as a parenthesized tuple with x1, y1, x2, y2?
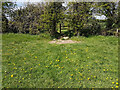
(60, 23, 61, 34)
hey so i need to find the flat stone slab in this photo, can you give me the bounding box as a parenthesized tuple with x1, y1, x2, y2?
(49, 40, 80, 44)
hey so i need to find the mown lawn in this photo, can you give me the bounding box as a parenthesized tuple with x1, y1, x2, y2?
(2, 33, 118, 88)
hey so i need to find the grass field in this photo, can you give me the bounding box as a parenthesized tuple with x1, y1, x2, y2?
(2, 33, 118, 88)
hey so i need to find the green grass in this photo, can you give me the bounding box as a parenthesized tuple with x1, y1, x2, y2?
(2, 33, 118, 88)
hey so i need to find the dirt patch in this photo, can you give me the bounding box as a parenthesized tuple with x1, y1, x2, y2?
(49, 39, 80, 44)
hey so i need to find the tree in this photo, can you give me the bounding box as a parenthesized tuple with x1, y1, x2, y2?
(67, 2, 92, 36)
(95, 2, 117, 30)
(2, 1, 16, 33)
(45, 2, 64, 38)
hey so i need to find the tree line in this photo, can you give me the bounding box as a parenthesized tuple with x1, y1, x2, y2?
(2, 1, 120, 38)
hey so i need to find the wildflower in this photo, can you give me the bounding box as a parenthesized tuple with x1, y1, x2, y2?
(88, 78, 90, 80)
(76, 69, 77, 70)
(30, 68, 32, 70)
(11, 75, 13, 77)
(38, 64, 40, 66)
(116, 82, 118, 85)
(35, 56, 37, 58)
(87, 57, 89, 59)
(94, 76, 96, 78)
(110, 77, 112, 80)
(106, 77, 108, 80)
(103, 69, 105, 71)
(116, 79, 118, 81)
(80, 73, 82, 76)
(116, 86, 118, 88)
(71, 74, 73, 76)
(112, 87, 113, 88)
(112, 82, 114, 84)
(22, 78, 24, 80)
(70, 78, 72, 79)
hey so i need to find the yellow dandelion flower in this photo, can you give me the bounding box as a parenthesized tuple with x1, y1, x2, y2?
(88, 78, 90, 80)
(11, 75, 13, 77)
(106, 77, 108, 80)
(94, 76, 96, 78)
(58, 60, 60, 62)
(112, 82, 115, 84)
(70, 78, 72, 79)
(22, 78, 24, 80)
(35, 56, 37, 58)
(116, 82, 118, 85)
(76, 69, 77, 70)
(80, 73, 82, 76)
(116, 86, 118, 88)
(116, 79, 118, 81)
(38, 64, 40, 65)
(71, 74, 73, 76)
(103, 69, 105, 71)
(112, 87, 113, 88)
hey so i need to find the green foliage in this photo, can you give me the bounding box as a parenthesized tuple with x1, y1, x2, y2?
(67, 2, 92, 36)
(2, 2, 119, 37)
(95, 2, 117, 30)
(2, 2, 16, 33)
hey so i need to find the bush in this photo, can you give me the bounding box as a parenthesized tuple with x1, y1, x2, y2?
(37, 32, 51, 40)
